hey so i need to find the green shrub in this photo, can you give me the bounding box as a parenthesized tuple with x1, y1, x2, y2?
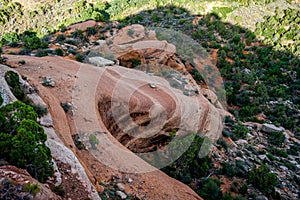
(248, 165, 278, 195)
(32, 105, 48, 117)
(23, 183, 40, 195)
(196, 178, 222, 200)
(0, 101, 53, 182)
(56, 34, 66, 42)
(54, 48, 64, 56)
(23, 36, 47, 50)
(18, 48, 31, 55)
(71, 29, 85, 40)
(4, 70, 25, 100)
(53, 185, 65, 197)
(75, 53, 84, 62)
(86, 27, 97, 36)
(18, 60, 26, 65)
(36, 49, 48, 57)
(221, 161, 247, 178)
(231, 122, 249, 141)
(287, 144, 300, 156)
(162, 135, 213, 183)
(89, 134, 99, 149)
(217, 138, 228, 151)
(267, 131, 285, 146)
(267, 147, 288, 158)
(128, 58, 141, 67)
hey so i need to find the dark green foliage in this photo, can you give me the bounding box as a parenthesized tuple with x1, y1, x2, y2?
(36, 49, 48, 57)
(72, 134, 84, 150)
(61, 102, 71, 112)
(162, 135, 213, 183)
(248, 165, 278, 196)
(86, 27, 97, 36)
(18, 60, 26, 65)
(267, 147, 288, 158)
(54, 48, 64, 56)
(266, 153, 275, 161)
(71, 29, 86, 41)
(217, 138, 228, 151)
(65, 39, 77, 46)
(189, 68, 205, 84)
(128, 58, 141, 68)
(56, 34, 66, 42)
(75, 53, 84, 62)
(0, 101, 53, 182)
(32, 105, 48, 118)
(8, 41, 19, 47)
(67, 48, 77, 55)
(0, 92, 3, 106)
(230, 122, 249, 141)
(18, 48, 31, 55)
(4, 70, 25, 101)
(23, 183, 40, 195)
(23, 35, 48, 50)
(196, 178, 222, 200)
(53, 185, 65, 197)
(220, 160, 248, 178)
(287, 144, 300, 156)
(267, 131, 285, 147)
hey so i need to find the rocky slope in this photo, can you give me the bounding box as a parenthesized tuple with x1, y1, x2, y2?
(0, 21, 228, 199)
(1, 12, 299, 199)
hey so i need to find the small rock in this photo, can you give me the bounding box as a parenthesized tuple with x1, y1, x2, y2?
(126, 178, 133, 183)
(117, 183, 125, 191)
(279, 165, 288, 171)
(149, 83, 156, 88)
(258, 155, 267, 160)
(116, 191, 127, 199)
(289, 160, 297, 165)
(41, 76, 55, 87)
(256, 195, 268, 200)
(235, 139, 248, 145)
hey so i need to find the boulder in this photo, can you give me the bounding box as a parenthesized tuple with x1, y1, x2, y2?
(88, 56, 115, 67)
(116, 191, 127, 199)
(41, 76, 55, 87)
(117, 183, 125, 191)
(262, 123, 285, 133)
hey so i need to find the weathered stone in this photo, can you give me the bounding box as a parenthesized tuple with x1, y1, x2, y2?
(126, 177, 133, 183)
(116, 191, 127, 199)
(262, 123, 285, 133)
(42, 76, 55, 87)
(279, 165, 288, 171)
(117, 183, 125, 191)
(235, 139, 248, 145)
(88, 56, 115, 67)
(258, 155, 267, 160)
(256, 195, 268, 200)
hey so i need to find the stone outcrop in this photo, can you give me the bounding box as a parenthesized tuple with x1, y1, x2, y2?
(262, 123, 285, 133)
(0, 165, 62, 200)
(0, 23, 228, 200)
